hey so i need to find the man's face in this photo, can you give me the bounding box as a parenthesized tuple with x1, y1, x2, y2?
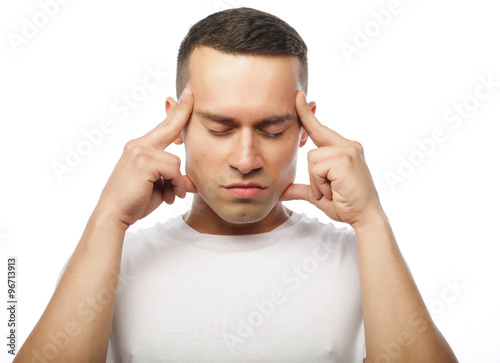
(182, 47, 308, 232)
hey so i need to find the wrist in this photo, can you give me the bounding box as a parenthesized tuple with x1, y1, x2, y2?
(352, 203, 388, 227)
(89, 204, 130, 234)
(74, 205, 128, 259)
(352, 208, 391, 240)
(353, 211, 399, 260)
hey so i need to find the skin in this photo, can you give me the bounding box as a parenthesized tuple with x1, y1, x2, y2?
(168, 46, 311, 235)
(15, 46, 458, 362)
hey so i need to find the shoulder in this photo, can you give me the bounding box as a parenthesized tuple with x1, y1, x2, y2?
(291, 212, 357, 244)
(120, 215, 188, 260)
(124, 214, 186, 244)
(289, 212, 359, 264)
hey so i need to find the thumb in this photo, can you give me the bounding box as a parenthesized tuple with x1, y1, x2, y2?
(279, 183, 312, 202)
(183, 175, 198, 194)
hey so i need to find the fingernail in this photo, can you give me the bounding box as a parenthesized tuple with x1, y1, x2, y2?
(300, 90, 307, 102)
(179, 87, 190, 103)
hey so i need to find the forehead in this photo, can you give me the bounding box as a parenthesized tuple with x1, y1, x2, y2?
(188, 47, 300, 119)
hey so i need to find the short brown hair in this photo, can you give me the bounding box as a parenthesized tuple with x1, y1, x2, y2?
(176, 7, 308, 98)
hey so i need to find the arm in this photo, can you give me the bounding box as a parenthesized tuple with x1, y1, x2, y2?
(355, 212, 457, 361)
(281, 90, 458, 362)
(15, 87, 195, 362)
(14, 210, 126, 362)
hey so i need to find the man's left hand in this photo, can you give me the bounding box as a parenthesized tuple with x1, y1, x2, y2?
(280, 90, 385, 230)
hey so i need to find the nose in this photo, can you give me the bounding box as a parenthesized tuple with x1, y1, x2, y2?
(227, 128, 264, 174)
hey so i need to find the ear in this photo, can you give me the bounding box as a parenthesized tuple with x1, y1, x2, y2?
(165, 97, 184, 145)
(308, 101, 317, 115)
(299, 101, 317, 147)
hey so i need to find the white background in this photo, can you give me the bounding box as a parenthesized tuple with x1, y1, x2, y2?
(1, 0, 499, 362)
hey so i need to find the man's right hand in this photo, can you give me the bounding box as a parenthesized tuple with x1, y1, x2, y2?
(13, 90, 195, 362)
(95, 86, 196, 230)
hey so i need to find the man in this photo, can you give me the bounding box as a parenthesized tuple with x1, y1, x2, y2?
(16, 7, 457, 362)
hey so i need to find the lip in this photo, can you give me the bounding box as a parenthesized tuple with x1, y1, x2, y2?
(225, 182, 267, 189)
(223, 183, 268, 198)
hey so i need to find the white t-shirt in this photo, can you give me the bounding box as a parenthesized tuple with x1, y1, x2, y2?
(106, 212, 365, 362)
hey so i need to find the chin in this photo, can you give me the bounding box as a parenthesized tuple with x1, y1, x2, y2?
(190, 189, 283, 229)
(214, 204, 274, 225)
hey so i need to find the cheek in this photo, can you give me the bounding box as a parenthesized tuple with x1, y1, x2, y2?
(269, 137, 300, 182)
(280, 148, 299, 181)
(185, 123, 207, 158)
(184, 125, 204, 176)
(184, 128, 226, 177)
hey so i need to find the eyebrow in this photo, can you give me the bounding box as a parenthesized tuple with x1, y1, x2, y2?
(194, 110, 297, 125)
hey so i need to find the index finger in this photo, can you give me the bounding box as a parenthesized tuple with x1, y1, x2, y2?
(295, 90, 347, 147)
(141, 87, 194, 149)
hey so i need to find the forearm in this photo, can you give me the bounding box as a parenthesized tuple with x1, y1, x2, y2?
(355, 212, 457, 362)
(15, 207, 126, 362)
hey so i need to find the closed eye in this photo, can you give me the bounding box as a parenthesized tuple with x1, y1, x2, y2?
(259, 130, 286, 138)
(197, 110, 296, 139)
(208, 128, 233, 137)
(208, 128, 286, 139)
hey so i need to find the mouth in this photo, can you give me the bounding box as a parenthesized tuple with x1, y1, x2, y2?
(223, 183, 268, 199)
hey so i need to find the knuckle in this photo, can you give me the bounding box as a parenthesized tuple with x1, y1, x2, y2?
(133, 151, 150, 167)
(124, 144, 150, 167)
(175, 102, 185, 112)
(170, 154, 181, 168)
(342, 142, 362, 160)
(339, 149, 354, 164)
(172, 100, 188, 116)
(351, 140, 364, 154)
(319, 124, 330, 134)
(309, 164, 321, 179)
(158, 120, 174, 133)
(124, 138, 140, 152)
(308, 162, 317, 173)
(160, 118, 183, 136)
(307, 149, 317, 163)
(326, 169, 336, 181)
